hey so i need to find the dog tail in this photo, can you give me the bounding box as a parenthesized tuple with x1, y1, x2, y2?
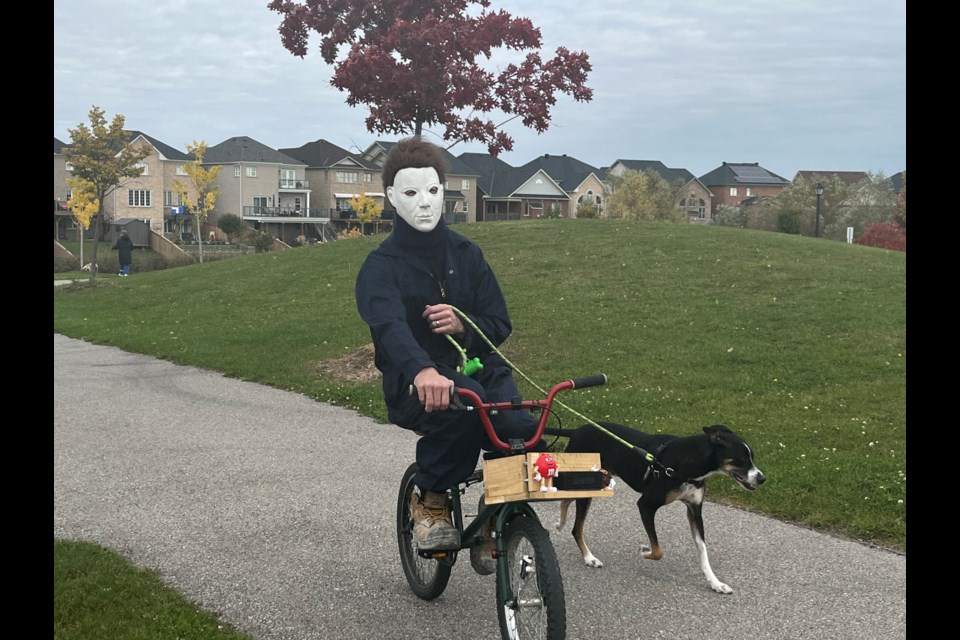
(543, 427, 569, 437)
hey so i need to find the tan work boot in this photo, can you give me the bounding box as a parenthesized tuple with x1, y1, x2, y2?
(470, 496, 497, 575)
(410, 490, 461, 551)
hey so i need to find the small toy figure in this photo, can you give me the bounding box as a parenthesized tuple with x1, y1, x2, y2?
(533, 453, 559, 492)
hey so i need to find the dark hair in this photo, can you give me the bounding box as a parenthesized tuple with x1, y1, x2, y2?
(381, 136, 447, 190)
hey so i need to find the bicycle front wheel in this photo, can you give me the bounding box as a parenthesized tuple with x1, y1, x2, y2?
(496, 515, 566, 640)
(396, 462, 453, 600)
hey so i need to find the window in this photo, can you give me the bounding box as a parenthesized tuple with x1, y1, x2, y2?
(176, 165, 187, 176)
(65, 161, 74, 172)
(246, 166, 257, 177)
(128, 190, 151, 207)
(164, 191, 174, 206)
(462, 199, 469, 213)
(134, 162, 148, 176)
(234, 165, 241, 177)
(526, 200, 543, 217)
(746, 187, 754, 197)
(729, 187, 738, 196)
(280, 169, 296, 188)
(294, 197, 302, 211)
(461, 179, 470, 190)
(253, 196, 267, 215)
(364, 173, 372, 183)
(336, 171, 359, 183)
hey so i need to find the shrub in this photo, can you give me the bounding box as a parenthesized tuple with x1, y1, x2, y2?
(217, 213, 245, 241)
(576, 203, 598, 219)
(247, 230, 275, 253)
(855, 222, 906, 252)
(54, 255, 80, 273)
(777, 211, 801, 235)
(712, 204, 747, 228)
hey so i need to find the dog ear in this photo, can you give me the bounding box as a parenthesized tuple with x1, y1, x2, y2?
(703, 424, 732, 443)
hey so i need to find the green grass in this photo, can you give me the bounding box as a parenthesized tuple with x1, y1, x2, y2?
(55, 219, 905, 637)
(53, 219, 907, 551)
(54, 540, 253, 640)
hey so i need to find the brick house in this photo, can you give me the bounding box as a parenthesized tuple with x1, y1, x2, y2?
(699, 162, 790, 217)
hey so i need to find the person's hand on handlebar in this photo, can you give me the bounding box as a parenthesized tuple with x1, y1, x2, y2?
(414, 367, 454, 412)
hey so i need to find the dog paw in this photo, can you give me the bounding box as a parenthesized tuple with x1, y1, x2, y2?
(710, 581, 733, 595)
(583, 554, 603, 568)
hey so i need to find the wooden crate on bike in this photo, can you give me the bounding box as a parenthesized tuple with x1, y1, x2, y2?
(482, 452, 614, 504)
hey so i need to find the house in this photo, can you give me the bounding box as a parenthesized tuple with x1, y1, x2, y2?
(53, 132, 196, 240)
(458, 152, 603, 220)
(606, 159, 712, 223)
(278, 139, 383, 221)
(54, 137, 76, 240)
(889, 171, 904, 195)
(517, 154, 606, 218)
(456, 152, 518, 221)
(698, 162, 790, 217)
(361, 141, 479, 223)
(204, 136, 325, 244)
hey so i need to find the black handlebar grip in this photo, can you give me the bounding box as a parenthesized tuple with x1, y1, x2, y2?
(408, 384, 458, 400)
(570, 373, 607, 389)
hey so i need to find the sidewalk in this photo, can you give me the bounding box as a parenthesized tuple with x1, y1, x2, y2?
(54, 334, 907, 640)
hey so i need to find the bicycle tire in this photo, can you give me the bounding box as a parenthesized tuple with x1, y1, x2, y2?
(396, 462, 454, 600)
(496, 515, 566, 640)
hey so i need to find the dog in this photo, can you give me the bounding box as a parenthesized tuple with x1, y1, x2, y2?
(545, 421, 765, 594)
(81, 262, 97, 272)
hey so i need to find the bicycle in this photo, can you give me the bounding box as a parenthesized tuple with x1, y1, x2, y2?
(396, 374, 613, 640)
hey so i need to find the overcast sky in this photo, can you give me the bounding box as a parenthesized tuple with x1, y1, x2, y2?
(53, 0, 906, 180)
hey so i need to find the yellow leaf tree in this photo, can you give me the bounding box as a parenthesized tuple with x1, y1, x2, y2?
(66, 176, 99, 269)
(65, 106, 151, 281)
(173, 141, 222, 264)
(348, 192, 383, 225)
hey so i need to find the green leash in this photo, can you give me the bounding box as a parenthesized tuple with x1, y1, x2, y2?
(447, 305, 656, 464)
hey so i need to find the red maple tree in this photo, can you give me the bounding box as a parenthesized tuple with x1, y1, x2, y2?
(268, 0, 593, 155)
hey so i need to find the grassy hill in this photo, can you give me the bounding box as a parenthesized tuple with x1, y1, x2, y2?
(54, 219, 906, 552)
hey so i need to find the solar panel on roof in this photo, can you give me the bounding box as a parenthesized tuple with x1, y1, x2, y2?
(732, 165, 782, 184)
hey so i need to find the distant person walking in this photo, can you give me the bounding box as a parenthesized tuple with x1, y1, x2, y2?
(112, 230, 134, 276)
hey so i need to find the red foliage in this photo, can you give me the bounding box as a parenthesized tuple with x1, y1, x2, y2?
(855, 223, 906, 252)
(268, 0, 592, 156)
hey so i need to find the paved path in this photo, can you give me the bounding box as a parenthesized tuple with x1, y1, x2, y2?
(54, 334, 906, 640)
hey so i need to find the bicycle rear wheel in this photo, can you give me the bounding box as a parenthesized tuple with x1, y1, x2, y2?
(396, 462, 454, 600)
(496, 515, 566, 640)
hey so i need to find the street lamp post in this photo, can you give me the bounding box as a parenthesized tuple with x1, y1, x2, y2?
(814, 182, 824, 238)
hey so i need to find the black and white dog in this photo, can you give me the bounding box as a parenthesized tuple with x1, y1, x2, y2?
(545, 421, 766, 594)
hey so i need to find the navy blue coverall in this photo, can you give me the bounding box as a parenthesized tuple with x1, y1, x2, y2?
(355, 228, 543, 492)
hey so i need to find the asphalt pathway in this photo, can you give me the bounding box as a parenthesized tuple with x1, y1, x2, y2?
(54, 334, 906, 640)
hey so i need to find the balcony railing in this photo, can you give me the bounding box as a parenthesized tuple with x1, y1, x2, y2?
(278, 180, 310, 189)
(243, 206, 372, 219)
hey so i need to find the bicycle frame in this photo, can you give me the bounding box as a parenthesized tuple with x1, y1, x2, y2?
(446, 375, 608, 601)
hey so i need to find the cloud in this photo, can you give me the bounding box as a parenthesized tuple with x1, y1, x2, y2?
(54, 0, 905, 178)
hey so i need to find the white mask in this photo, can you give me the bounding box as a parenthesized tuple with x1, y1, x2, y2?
(387, 167, 444, 232)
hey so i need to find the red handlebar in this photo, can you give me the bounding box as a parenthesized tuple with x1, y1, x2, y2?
(455, 374, 607, 451)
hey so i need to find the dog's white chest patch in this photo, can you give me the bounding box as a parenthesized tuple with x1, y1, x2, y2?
(675, 482, 704, 505)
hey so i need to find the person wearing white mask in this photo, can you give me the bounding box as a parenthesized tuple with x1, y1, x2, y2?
(355, 137, 544, 572)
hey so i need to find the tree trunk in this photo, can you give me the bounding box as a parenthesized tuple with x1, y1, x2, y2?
(88, 214, 102, 282)
(195, 216, 204, 264)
